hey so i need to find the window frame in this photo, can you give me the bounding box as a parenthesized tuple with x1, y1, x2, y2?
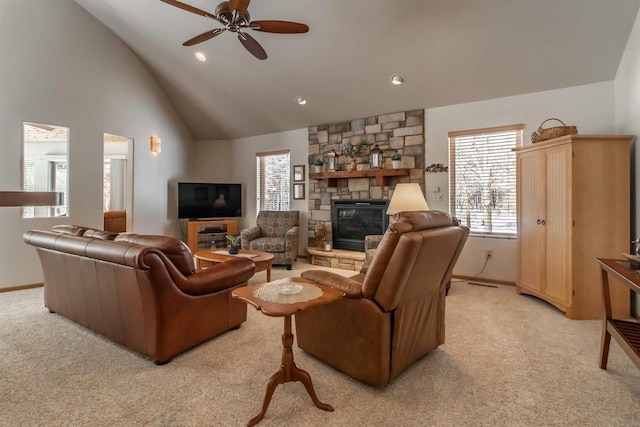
(448, 124, 523, 238)
(256, 150, 291, 214)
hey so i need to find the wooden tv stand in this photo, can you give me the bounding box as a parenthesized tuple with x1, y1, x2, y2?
(186, 219, 238, 254)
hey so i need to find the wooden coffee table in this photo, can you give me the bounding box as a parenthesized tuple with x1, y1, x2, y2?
(194, 249, 275, 281)
(232, 277, 344, 426)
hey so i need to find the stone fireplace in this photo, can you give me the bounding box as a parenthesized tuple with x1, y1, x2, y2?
(306, 109, 425, 270)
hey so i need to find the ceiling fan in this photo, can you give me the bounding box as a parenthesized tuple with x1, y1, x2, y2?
(160, 0, 309, 60)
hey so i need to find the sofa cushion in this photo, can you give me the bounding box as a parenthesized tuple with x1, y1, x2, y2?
(257, 211, 299, 238)
(51, 225, 88, 236)
(250, 237, 285, 253)
(115, 233, 195, 275)
(83, 228, 118, 240)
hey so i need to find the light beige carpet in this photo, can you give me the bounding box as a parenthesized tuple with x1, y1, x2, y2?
(1, 260, 639, 426)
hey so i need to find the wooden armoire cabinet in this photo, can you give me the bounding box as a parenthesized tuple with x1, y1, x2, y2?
(515, 134, 632, 319)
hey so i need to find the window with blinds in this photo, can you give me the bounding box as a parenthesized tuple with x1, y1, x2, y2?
(449, 124, 523, 237)
(256, 150, 290, 213)
(22, 158, 35, 218)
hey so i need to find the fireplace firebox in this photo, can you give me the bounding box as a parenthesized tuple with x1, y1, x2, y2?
(331, 200, 389, 252)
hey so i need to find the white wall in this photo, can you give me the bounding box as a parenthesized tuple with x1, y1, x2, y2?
(193, 129, 309, 255)
(426, 81, 615, 282)
(192, 84, 616, 281)
(0, 0, 192, 288)
(615, 7, 640, 315)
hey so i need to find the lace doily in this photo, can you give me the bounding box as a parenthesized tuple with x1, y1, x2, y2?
(253, 282, 322, 304)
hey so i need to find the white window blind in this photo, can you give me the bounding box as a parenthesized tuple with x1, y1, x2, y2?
(449, 124, 523, 237)
(22, 159, 35, 218)
(256, 150, 290, 213)
(104, 159, 111, 212)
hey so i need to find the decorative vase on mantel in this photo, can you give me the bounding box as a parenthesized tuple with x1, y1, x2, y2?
(348, 159, 357, 171)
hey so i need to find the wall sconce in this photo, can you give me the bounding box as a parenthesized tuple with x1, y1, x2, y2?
(150, 136, 161, 154)
(370, 144, 383, 169)
(326, 149, 338, 171)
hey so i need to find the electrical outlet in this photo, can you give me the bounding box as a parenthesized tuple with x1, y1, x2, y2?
(485, 249, 493, 260)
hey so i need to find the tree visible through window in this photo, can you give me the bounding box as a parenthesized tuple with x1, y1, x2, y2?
(449, 124, 523, 236)
(256, 150, 290, 213)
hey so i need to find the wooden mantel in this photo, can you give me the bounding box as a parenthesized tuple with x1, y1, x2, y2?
(309, 168, 410, 187)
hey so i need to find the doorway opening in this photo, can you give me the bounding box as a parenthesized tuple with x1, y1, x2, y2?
(103, 133, 133, 232)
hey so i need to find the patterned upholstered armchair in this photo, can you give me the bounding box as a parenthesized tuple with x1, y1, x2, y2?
(240, 210, 299, 270)
(364, 234, 384, 260)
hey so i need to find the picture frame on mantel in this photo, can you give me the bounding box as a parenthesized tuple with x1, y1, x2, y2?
(293, 165, 305, 182)
(293, 183, 305, 200)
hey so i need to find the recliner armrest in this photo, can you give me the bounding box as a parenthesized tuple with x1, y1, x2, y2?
(301, 270, 363, 298)
(179, 258, 256, 296)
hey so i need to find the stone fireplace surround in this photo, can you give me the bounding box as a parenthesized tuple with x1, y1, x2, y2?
(306, 109, 425, 270)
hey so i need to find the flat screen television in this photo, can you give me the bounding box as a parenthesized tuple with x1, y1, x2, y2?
(178, 182, 242, 219)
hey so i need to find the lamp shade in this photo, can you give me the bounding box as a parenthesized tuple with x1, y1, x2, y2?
(386, 183, 429, 215)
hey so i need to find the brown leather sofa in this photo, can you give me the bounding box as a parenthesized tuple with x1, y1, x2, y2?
(295, 210, 469, 387)
(23, 225, 255, 364)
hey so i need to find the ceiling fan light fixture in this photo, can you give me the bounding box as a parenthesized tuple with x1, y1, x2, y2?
(295, 96, 307, 105)
(390, 74, 404, 85)
(161, 0, 309, 60)
(195, 52, 207, 62)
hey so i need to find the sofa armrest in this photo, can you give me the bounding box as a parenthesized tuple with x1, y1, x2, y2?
(240, 226, 261, 249)
(178, 258, 256, 296)
(285, 226, 299, 251)
(301, 270, 363, 298)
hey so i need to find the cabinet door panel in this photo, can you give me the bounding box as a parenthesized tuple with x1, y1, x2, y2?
(544, 146, 571, 304)
(518, 151, 545, 291)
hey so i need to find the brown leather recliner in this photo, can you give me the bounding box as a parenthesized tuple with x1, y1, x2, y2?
(295, 210, 469, 387)
(23, 225, 255, 364)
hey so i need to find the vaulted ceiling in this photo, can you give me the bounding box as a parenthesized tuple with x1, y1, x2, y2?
(75, 0, 640, 140)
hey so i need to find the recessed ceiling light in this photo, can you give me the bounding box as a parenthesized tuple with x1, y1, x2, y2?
(195, 52, 207, 62)
(390, 74, 404, 85)
(295, 96, 307, 105)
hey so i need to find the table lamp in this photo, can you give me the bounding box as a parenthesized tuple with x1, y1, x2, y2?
(386, 183, 429, 220)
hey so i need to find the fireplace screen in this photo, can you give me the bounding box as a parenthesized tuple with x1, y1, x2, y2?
(331, 200, 389, 252)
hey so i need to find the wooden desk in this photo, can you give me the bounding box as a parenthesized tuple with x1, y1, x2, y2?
(595, 258, 640, 371)
(232, 278, 344, 426)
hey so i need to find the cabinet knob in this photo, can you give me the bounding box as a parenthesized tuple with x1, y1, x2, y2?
(536, 219, 541, 224)
(541, 219, 546, 225)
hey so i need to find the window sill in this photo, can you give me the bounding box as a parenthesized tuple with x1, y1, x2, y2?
(468, 232, 517, 240)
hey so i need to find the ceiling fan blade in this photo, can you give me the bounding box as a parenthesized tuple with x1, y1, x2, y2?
(230, 0, 250, 16)
(238, 32, 267, 60)
(183, 28, 225, 46)
(160, 0, 217, 20)
(251, 20, 309, 34)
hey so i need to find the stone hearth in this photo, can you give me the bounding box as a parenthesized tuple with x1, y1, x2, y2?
(306, 247, 366, 271)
